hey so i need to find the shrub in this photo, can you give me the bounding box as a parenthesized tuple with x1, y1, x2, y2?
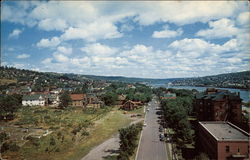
(55, 147, 60, 152)
(50, 137, 56, 146)
(1, 141, 20, 152)
(81, 130, 89, 136)
(118, 123, 142, 159)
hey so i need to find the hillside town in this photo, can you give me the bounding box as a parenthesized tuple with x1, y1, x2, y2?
(1, 1, 250, 160)
(0, 67, 249, 160)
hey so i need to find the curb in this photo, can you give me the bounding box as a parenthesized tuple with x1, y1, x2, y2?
(135, 105, 147, 160)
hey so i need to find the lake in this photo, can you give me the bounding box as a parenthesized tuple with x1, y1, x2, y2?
(150, 84, 250, 103)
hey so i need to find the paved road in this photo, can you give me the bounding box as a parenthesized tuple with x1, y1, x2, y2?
(136, 99, 168, 160)
(81, 118, 144, 160)
(81, 134, 120, 160)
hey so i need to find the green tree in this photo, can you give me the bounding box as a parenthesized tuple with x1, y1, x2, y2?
(161, 97, 193, 145)
(194, 152, 210, 160)
(0, 132, 9, 159)
(118, 123, 142, 160)
(101, 92, 118, 106)
(0, 95, 21, 120)
(58, 92, 72, 109)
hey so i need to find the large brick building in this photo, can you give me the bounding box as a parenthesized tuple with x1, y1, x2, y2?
(195, 88, 242, 124)
(198, 121, 249, 160)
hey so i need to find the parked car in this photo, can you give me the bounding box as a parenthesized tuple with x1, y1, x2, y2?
(143, 123, 147, 127)
(159, 133, 165, 141)
(159, 126, 163, 132)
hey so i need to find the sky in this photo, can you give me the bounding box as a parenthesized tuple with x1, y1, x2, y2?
(1, 1, 250, 79)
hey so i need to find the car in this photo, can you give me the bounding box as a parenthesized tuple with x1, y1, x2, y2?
(147, 108, 149, 111)
(159, 126, 163, 132)
(159, 133, 165, 141)
(143, 123, 147, 127)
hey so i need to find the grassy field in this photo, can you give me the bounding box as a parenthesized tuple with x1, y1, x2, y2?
(128, 106, 145, 115)
(2, 106, 133, 160)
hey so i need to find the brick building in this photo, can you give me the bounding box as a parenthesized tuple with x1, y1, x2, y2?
(198, 121, 249, 160)
(195, 88, 242, 124)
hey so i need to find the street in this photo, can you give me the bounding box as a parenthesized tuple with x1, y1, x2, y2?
(136, 99, 168, 160)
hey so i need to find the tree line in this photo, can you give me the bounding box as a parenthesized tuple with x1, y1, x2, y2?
(154, 88, 195, 148)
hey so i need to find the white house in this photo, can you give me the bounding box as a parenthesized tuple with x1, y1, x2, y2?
(22, 94, 45, 106)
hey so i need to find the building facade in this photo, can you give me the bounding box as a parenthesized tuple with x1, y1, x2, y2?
(22, 94, 45, 106)
(70, 94, 87, 107)
(195, 88, 242, 124)
(121, 100, 143, 110)
(198, 121, 249, 160)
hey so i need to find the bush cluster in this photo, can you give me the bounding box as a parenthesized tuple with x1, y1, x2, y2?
(118, 123, 142, 160)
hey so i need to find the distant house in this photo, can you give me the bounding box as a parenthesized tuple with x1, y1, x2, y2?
(50, 88, 62, 94)
(121, 100, 143, 111)
(127, 84, 136, 89)
(22, 94, 45, 106)
(117, 94, 126, 105)
(20, 86, 32, 95)
(160, 92, 176, 100)
(70, 94, 87, 107)
(86, 94, 104, 108)
(46, 94, 59, 106)
(5, 88, 19, 95)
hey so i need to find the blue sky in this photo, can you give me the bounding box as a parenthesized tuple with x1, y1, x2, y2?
(1, 1, 250, 78)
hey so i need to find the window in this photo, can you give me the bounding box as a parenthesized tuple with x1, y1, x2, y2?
(226, 146, 230, 152)
(238, 148, 240, 153)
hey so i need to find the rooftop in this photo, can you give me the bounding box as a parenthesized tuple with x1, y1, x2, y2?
(22, 94, 44, 101)
(70, 94, 86, 101)
(199, 121, 249, 141)
(195, 88, 241, 101)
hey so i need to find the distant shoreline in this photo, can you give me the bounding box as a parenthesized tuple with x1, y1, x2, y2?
(170, 85, 250, 91)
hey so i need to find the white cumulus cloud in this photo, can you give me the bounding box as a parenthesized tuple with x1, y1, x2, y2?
(9, 29, 23, 39)
(81, 43, 117, 56)
(196, 18, 239, 39)
(152, 26, 183, 38)
(38, 18, 68, 31)
(56, 46, 72, 55)
(61, 21, 122, 42)
(17, 53, 30, 59)
(37, 36, 61, 48)
(237, 11, 250, 26)
(53, 54, 69, 63)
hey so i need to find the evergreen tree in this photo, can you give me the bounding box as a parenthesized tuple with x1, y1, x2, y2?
(59, 91, 72, 109)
